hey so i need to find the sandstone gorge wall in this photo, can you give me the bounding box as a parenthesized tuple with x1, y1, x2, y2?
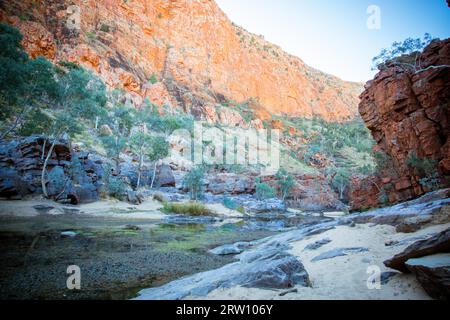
(0, 0, 361, 124)
(350, 39, 450, 211)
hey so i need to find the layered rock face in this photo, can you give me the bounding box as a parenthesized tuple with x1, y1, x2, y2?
(0, 0, 361, 123)
(350, 39, 450, 210)
(0, 136, 104, 203)
(203, 172, 344, 211)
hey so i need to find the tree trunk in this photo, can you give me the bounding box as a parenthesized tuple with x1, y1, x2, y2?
(136, 153, 143, 190)
(150, 161, 158, 189)
(41, 138, 57, 199)
(41, 139, 46, 160)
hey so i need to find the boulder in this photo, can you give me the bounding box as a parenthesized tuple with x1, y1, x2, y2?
(209, 242, 251, 255)
(405, 254, 450, 300)
(304, 238, 332, 251)
(384, 228, 450, 273)
(348, 189, 450, 230)
(0, 136, 103, 203)
(395, 206, 450, 233)
(311, 247, 369, 262)
(135, 241, 310, 300)
(155, 164, 176, 187)
(380, 271, 400, 285)
(127, 189, 142, 205)
(99, 124, 113, 136)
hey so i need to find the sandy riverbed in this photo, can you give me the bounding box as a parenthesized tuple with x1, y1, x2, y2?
(193, 223, 450, 300)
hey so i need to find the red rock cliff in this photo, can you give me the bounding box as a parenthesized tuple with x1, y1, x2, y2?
(0, 0, 361, 123)
(350, 39, 450, 210)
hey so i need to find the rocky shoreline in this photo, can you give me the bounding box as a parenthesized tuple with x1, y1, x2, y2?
(135, 190, 450, 300)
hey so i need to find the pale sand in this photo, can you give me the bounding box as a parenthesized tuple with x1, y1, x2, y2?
(206, 203, 247, 218)
(0, 197, 165, 220)
(195, 223, 450, 300)
(0, 197, 247, 220)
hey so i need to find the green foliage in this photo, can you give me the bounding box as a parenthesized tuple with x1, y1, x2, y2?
(99, 24, 110, 33)
(58, 60, 81, 70)
(146, 136, 170, 162)
(0, 23, 107, 140)
(85, 31, 96, 40)
(107, 177, 127, 200)
(142, 103, 194, 134)
(223, 197, 245, 213)
(406, 152, 441, 191)
(378, 184, 393, 205)
(223, 197, 238, 210)
(183, 166, 205, 200)
(101, 135, 128, 167)
(372, 33, 436, 71)
(162, 202, 213, 216)
(283, 116, 376, 181)
(149, 73, 158, 84)
(275, 168, 295, 201)
(101, 163, 126, 200)
(0, 23, 61, 136)
(100, 101, 136, 169)
(327, 167, 351, 200)
(255, 178, 276, 200)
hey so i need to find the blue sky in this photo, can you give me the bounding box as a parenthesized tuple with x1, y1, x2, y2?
(216, 0, 450, 82)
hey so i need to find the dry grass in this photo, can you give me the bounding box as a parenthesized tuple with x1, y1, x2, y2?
(161, 202, 214, 216)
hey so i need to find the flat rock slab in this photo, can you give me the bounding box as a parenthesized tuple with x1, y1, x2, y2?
(135, 242, 311, 300)
(311, 247, 369, 262)
(380, 271, 400, 285)
(384, 228, 450, 273)
(304, 238, 332, 251)
(405, 253, 450, 300)
(209, 242, 251, 255)
(33, 205, 55, 214)
(135, 221, 339, 300)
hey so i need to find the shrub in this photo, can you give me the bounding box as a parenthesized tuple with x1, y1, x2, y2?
(149, 73, 158, 84)
(107, 177, 127, 200)
(406, 152, 441, 191)
(255, 178, 276, 200)
(275, 168, 295, 201)
(223, 197, 238, 210)
(101, 164, 126, 200)
(99, 24, 110, 33)
(161, 202, 213, 216)
(183, 166, 204, 200)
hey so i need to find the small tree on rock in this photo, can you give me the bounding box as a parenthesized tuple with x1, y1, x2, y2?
(275, 168, 295, 202)
(372, 34, 450, 74)
(183, 166, 204, 200)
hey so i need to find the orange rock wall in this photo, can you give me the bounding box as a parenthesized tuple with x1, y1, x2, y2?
(0, 0, 361, 122)
(350, 39, 450, 211)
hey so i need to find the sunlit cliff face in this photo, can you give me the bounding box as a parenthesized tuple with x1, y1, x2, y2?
(0, 0, 362, 122)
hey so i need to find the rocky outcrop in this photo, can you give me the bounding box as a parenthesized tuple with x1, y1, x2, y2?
(311, 247, 369, 262)
(350, 39, 450, 211)
(203, 171, 344, 211)
(0, 0, 361, 123)
(135, 242, 311, 300)
(384, 228, 450, 273)
(405, 254, 450, 300)
(347, 189, 450, 233)
(0, 136, 103, 203)
(134, 220, 342, 300)
(154, 164, 176, 188)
